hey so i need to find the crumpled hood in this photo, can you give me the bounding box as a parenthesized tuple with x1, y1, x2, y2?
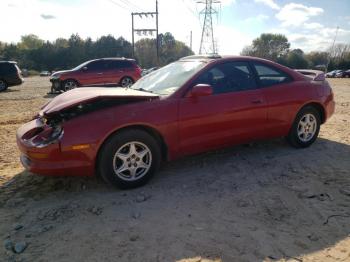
(40, 87, 159, 116)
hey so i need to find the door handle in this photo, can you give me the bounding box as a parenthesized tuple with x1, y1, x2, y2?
(251, 99, 263, 104)
(97, 72, 103, 75)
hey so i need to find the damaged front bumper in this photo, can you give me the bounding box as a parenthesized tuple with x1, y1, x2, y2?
(16, 118, 94, 176)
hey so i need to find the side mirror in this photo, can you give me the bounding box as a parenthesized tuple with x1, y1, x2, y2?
(82, 66, 88, 71)
(188, 84, 213, 97)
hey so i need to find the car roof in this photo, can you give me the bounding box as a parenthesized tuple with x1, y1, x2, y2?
(0, 61, 17, 64)
(179, 54, 285, 64)
(93, 57, 135, 62)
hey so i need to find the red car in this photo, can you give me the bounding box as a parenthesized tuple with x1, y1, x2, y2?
(17, 55, 335, 189)
(50, 58, 142, 92)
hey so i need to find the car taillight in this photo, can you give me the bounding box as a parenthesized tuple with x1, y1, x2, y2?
(134, 65, 142, 75)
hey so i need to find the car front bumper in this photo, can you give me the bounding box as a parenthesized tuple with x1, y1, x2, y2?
(17, 119, 95, 177)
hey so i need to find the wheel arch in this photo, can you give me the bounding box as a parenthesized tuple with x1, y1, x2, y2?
(119, 76, 134, 84)
(63, 78, 80, 87)
(296, 102, 326, 124)
(95, 124, 168, 173)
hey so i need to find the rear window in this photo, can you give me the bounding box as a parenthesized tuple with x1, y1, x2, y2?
(253, 63, 292, 87)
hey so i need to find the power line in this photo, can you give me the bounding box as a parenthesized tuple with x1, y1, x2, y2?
(108, 0, 131, 11)
(120, 0, 146, 12)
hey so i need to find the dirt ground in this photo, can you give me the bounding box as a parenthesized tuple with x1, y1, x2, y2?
(0, 76, 349, 262)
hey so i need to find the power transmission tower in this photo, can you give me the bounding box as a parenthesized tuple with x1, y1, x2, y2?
(198, 0, 220, 54)
(131, 0, 159, 64)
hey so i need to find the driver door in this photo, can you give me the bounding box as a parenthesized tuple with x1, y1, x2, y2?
(178, 61, 268, 156)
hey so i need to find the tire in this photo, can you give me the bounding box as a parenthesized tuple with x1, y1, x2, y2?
(63, 79, 78, 91)
(120, 77, 134, 87)
(98, 129, 161, 189)
(287, 106, 321, 148)
(0, 79, 8, 92)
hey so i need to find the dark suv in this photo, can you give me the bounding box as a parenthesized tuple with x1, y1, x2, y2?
(0, 61, 23, 92)
(50, 58, 142, 92)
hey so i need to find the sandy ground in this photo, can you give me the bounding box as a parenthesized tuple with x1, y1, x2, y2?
(0, 76, 349, 262)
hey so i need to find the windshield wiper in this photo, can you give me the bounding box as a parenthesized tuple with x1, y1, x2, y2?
(132, 87, 155, 93)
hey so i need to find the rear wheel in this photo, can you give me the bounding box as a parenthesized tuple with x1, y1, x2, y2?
(0, 80, 8, 92)
(98, 129, 161, 189)
(63, 79, 78, 91)
(287, 106, 321, 148)
(120, 77, 134, 87)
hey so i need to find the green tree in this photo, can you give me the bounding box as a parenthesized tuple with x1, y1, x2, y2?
(18, 34, 44, 50)
(241, 33, 290, 61)
(284, 49, 309, 69)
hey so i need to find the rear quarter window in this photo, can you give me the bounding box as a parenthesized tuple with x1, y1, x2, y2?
(253, 63, 292, 87)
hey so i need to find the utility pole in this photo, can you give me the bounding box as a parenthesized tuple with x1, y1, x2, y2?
(326, 26, 339, 73)
(198, 0, 220, 54)
(190, 30, 193, 51)
(131, 1, 159, 64)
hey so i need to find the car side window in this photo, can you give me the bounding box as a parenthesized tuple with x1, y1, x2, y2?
(194, 61, 257, 94)
(86, 61, 106, 71)
(253, 63, 292, 87)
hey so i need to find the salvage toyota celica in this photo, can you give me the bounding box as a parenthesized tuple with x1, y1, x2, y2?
(17, 55, 335, 189)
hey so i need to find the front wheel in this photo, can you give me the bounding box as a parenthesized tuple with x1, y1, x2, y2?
(287, 106, 321, 148)
(98, 129, 161, 189)
(63, 80, 78, 91)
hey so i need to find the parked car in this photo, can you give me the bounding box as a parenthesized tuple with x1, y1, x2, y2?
(335, 69, 350, 78)
(17, 55, 335, 189)
(40, 71, 51, 76)
(325, 70, 342, 78)
(50, 58, 142, 92)
(0, 61, 23, 92)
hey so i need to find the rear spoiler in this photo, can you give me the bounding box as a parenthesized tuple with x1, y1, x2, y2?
(295, 69, 325, 81)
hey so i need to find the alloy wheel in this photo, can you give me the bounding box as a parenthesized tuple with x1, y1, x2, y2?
(64, 81, 77, 91)
(112, 141, 152, 181)
(297, 113, 317, 142)
(121, 77, 133, 87)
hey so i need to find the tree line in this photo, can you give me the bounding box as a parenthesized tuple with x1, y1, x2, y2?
(0, 33, 193, 71)
(1, 32, 349, 72)
(241, 33, 350, 71)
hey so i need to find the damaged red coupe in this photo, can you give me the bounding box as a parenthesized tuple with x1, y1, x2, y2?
(17, 55, 335, 188)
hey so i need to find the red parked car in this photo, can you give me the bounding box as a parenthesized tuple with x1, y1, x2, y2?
(50, 58, 142, 92)
(17, 55, 335, 189)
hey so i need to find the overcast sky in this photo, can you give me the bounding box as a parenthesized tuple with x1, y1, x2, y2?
(0, 0, 349, 54)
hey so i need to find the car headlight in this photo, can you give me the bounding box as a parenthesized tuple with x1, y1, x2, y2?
(30, 125, 64, 148)
(50, 74, 61, 80)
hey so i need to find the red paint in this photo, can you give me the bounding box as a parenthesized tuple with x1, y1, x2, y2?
(17, 56, 335, 177)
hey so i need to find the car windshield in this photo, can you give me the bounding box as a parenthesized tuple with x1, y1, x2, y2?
(72, 61, 91, 71)
(131, 60, 206, 95)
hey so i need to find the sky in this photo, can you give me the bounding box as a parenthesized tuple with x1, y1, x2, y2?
(0, 0, 349, 55)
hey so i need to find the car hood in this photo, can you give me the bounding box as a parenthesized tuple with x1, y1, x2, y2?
(40, 87, 159, 116)
(51, 70, 72, 77)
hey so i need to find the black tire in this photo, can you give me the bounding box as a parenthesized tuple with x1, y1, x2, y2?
(63, 79, 78, 91)
(287, 106, 321, 148)
(120, 77, 134, 87)
(0, 79, 8, 92)
(98, 129, 161, 189)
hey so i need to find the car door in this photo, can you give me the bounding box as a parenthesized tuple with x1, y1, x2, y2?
(78, 60, 108, 86)
(178, 61, 268, 156)
(252, 62, 300, 138)
(103, 60, 127, 85)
